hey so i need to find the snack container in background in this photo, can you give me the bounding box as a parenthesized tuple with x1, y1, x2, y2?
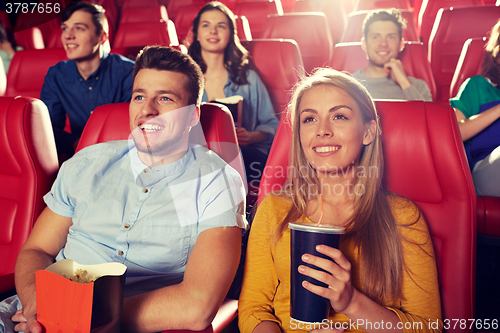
(36, 259, 127, 333)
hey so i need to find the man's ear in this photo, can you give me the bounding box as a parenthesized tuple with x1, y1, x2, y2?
(363, 120, 377, 145)
(189, 106, 200, 127)
(361, 37, 367, 53)
(399, 37, 405, 53)
(99, 31, 109, 45)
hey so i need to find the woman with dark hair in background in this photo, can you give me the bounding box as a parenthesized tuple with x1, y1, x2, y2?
(188, 1, 279, 185)
(450, 19, 500, 197)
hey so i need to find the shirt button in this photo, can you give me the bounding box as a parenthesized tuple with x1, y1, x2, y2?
(96, 77, 99, 80)
(143, 168, 148, 173)
(124, 224, 130, 228)
(89, 86, 92, 90)
(118, 251, 124, 256)
(143, 188, 148, 193)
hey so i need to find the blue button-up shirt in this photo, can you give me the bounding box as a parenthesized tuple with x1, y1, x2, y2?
(44, 140, 247, 297)
(202, 69, 279, 154)
(40, 53, 134, 155)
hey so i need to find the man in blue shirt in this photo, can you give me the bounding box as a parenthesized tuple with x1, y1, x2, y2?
(1, 46, 246, 333)
(40, 2, 134, 162)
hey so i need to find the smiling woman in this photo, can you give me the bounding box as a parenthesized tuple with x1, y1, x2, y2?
(187, 1, 279, 185)
(238, 68, 443, 333)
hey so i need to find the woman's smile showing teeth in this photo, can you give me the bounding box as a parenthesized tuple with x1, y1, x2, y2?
(314, 146, 340, 153)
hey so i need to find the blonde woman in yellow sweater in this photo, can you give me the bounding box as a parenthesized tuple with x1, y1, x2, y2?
(238, 68, 443, 333)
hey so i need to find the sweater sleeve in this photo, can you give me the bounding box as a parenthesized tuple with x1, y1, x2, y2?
(238, 195, 283, 333)
(402, 78, 433, 102)
(386, 197, 443, 333)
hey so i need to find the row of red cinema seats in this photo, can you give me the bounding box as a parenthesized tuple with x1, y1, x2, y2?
(1, 37, 499, 234)
(2, 0, 500, 102)
(0, 93, 497, 333)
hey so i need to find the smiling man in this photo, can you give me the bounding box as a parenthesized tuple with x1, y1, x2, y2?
(0, 46, 247, 333)
(352, 8, 432, 101)
(41, 2, 134, 163)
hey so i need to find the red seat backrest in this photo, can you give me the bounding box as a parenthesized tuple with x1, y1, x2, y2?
(262, 13, 333, 74)
(341, 9, 419, 43)
(5, 49, 68, 98)
(258, 101, 476, 333)
(0, 96, 59, 276)
(450, 37, 487, 99)
(293, 0, 347, 44)
(122, 0, 159, 8)
(235, 15, 252, 41)
(354, 0, 411, 10)
(417, 0, 484, 47)
(76, 102, 245, 183)
(113, 20, 179, 48)
(428, 6, 500, 102)
(119, 5, 169, 25)
(14, 27, 45, 50)
(241, 39, 305, 117)
(329, 41, 437, 101)
(170, 4, 204, 45)
(233, 1, 283, 39)
(14, 12, 61, 46)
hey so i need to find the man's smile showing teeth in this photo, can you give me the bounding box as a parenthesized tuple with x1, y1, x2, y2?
(314, 146, 340, 153)
(67, 44, 78, 49)
(139, 124, 164, 132)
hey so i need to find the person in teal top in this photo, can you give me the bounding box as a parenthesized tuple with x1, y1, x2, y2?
(450, 19, 500, 197)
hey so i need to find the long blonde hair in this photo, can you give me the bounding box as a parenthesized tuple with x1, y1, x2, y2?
(275, 68, 404, 305)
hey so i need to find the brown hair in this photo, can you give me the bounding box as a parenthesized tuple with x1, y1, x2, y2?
(363, 8, 407, 41)
(134, 45, 204, 107)
(187, 1, 250, 85)
(274, 68, 405, 305)
(61, 1, 108, 36)
(482, 19, 500, 87)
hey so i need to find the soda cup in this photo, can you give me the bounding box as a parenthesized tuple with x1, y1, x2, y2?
(289, 222, 345, 323)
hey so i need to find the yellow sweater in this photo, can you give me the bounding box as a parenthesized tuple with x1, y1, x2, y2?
(238, 194, 443, 333)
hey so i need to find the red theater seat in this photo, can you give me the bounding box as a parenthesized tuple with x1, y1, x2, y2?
(0, 96, 59, 290)
(354, 0, 411, 10)
(262, 13, 333, 74)
(293, 0, 347, 44)
(113, 20, 179, 48)
(417, 0, 484, 47)
(119, 5, 169, 25)
(477, 196, 500, 238)
(341, 9, 419, 43)
(5, 49, 68, 98)
(329, 41, 437, 101)
(14, 27, 45, 50)
(241, 39, 305, 117)
(170, 4, 204, 45)
(258, 100, 476, 333)
(450, 37, 487, 99)
(428, 6, 500, 102)
(233, 0, 283, 39)
(236, 15, 252, 41)
(122, 0, 160, 8)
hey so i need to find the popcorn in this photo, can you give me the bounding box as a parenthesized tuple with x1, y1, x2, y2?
(62, 269, 96, 284)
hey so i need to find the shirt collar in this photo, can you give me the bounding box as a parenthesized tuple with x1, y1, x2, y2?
(128, 140, 196, 188)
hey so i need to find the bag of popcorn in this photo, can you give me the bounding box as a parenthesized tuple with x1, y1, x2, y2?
(35, 259, 127, 333)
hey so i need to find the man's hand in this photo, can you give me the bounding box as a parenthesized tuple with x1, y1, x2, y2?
(383, 58, 412, 90)
(12, 309, 42, 333)
(236, 127, 250, 147)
